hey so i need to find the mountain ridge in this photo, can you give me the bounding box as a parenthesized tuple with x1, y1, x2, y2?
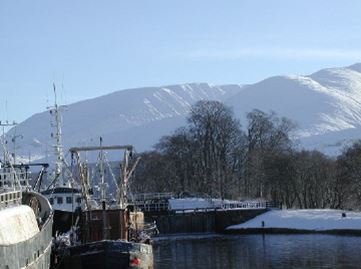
(8, 82, 243, 161)
(7, 63, 361, 161)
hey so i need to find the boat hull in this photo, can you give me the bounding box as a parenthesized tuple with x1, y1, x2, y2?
(0, 192, 53, 269)
(52, 209, 79, 235)
(57, 240, 153, 269)
(0, 223, 52, 269)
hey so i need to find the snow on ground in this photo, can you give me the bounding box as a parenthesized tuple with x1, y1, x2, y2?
(228, 209, 361, 231)
(169, 198, 214, 210)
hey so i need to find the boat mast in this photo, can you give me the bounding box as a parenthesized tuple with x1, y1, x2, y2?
(99, 137, 106, 204)
(50, 84, 65, 186)
(120, 149, 129, 209)
(69, 145, 140, 209)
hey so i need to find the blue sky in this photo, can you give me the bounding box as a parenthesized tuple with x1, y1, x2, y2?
(1, 0, 361, 122)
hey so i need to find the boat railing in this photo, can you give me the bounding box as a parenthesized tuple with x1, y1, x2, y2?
(0, 170, 31, 189)
(0, 190, 22, 209)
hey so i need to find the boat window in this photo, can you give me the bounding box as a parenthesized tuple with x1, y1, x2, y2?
(76, 197, 81, 203)
(57, 197, 63, 204)
(66, 197, 72, 204)
(49, 198, 54, 205)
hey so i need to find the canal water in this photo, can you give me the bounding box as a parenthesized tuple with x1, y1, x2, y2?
(153, 234, 361, 268)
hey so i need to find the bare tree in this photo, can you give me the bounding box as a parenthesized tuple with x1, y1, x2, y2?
(292, 151, 336, 209)
(131, 151, 179, 193)
(336, 141, 361, 209)
(244, 109, 295, 198)
(156, 127, 195, 193)
(188, 100, 246, 198)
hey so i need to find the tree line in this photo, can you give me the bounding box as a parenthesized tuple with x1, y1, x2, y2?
(131, 100, 361, 210)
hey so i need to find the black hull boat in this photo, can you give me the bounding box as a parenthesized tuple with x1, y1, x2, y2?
(52, 203, 155, 269)
(57, 240, 153, 269)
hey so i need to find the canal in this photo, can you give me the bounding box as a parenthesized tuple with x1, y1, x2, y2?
(153, 234, 361, 268)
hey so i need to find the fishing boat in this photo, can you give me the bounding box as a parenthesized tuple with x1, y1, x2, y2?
(52, 142, 155, 269)
(0, 133, 53, 269)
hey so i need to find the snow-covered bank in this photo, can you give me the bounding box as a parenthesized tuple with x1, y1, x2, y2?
(227, 209, 361, 232)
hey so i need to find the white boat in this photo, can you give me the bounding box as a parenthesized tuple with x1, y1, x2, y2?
(0, 137, 53, 269)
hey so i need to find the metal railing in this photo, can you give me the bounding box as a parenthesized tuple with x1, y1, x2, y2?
(0, 190, 22, 208)
(0, 170, 30, 190)
(132, 192, 173, 201)
(137, 202, 169, 212)
(132, 192, 173, 212)
(131, 192, 281, 213)
(172, 201, 271, 213)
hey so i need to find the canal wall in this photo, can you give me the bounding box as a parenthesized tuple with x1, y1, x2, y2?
(145, 208, 267, 235)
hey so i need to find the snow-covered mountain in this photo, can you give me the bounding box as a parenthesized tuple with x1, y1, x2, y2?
(7, 83, 241, 161)
(228, 63, 361, 154)
(7, 63, 361, 161)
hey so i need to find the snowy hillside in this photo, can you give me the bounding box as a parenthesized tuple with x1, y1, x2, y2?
(7, 83, 241, 162)
(7, 63, 361, 162)
(227, 63, 361, 154)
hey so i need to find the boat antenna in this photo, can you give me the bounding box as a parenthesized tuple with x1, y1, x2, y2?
(0, 131, 22, 190)
(0, 120, 17, 163)
(11, 126, 23, 165)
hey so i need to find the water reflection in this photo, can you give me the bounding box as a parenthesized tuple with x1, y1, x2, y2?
(153, 234, 361, 269)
